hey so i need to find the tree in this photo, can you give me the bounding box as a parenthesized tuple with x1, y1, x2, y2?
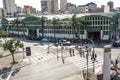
(52, 18, 60, 38)
(22, 16, 41, 37)
(1, 18, 8, 30)
(40, 16, 47, 38)
(13, 18, 22, 37)
(3, 39, 24, 64)
(0, 30, 8, 38)
(71, 14, 77, 42)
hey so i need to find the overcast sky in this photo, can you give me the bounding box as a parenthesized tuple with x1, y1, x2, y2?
(0, 0, 119, 11)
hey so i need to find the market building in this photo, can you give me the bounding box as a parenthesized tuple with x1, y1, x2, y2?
(5, 12, 119, 41)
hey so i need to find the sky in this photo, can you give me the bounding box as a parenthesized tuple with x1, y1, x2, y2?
(0, 0, 119, 11)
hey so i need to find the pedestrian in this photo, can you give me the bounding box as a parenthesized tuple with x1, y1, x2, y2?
(88, 48, 91, 56)
(115, 59, 118, 68)
(91, 51, 94, 60)
(72, 49, 75, 56)
(79, 48, 82, 57)
(95, 53, 98, 62)
(69, 48, 72, 57)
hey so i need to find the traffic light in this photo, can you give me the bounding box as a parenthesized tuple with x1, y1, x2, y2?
(26, 47, 31, 56)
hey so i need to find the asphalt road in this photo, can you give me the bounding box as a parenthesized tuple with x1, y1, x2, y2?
(8, 38, 120, 80)
(10, 59, 80, 80)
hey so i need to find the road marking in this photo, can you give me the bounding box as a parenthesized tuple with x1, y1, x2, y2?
(6, 71, 13, 80)
(66, 55, 103, 70)
(29, 53, 56, 64)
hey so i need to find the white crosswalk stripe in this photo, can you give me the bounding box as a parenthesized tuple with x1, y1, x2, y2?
(66, 55, 103, 70)
(30, 53, 57, 64)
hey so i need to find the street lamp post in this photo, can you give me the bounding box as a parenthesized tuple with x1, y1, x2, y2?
(92, 51, 95, 73)
(23, 48, 25, 59)
(86, 46, 89, 78)
(47, 36, 50, 54)
(56, 40, 59, 60)
(61, 44, 64, 64)
(87, 38, 95, 73)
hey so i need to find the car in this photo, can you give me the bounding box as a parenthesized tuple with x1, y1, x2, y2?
(59, 39, 71, 46)
(49, 38, 58, 43)
(41, 37, 50, 42)
(112, 40, 120, 47)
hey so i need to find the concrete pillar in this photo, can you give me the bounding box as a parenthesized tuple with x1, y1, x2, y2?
(103, 45, 111, 80)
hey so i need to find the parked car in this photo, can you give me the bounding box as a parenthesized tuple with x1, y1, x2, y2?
(41, 37, 50, 42)
(59, 39, 71, 46)
(49, 38, 58, 43)
(112, 40, 120, 47)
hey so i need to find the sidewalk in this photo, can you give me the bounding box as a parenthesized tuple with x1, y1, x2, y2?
(61, 74, 83, 80)
(0, 47, 29, 80)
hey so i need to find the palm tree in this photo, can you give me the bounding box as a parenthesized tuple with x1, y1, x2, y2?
(52, 18, 60, 38)
(3, 39, 24, 64)
(76, 17, 90, 45)
(40, 16, 47, 38)
(21, 21, 26, 37)
(71, 14, 77, 42)
(14, 18, 22, 37)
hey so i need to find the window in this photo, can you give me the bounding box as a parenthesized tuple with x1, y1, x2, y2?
(80, 31, 84, 34)
(103, 31, 109, 35)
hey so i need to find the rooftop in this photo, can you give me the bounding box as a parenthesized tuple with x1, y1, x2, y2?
(1, 12, 118, 21)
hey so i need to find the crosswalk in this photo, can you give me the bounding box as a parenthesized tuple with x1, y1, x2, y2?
(29, 53, 57, 64)
(66, 55, 103, 70)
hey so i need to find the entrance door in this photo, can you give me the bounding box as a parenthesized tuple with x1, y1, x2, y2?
(29, 30, 37, 37)
(88, 32, 100, 40)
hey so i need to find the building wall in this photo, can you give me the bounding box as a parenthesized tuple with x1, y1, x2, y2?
(41, 0, 52, 14)
(60, 0, 67, 13)
(23, 5, 36, 15)
(107, 1, 114, 11)
(3, 0, 15, 16)
(52, 0, 58, 14)
(0, 8, 6, 18)
(77, 6, 89, 13)
(6, 13, 118, 41)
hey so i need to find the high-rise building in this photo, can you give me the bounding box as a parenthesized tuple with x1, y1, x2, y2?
(41, 0, 58, 14)
(0, 8, 6, 18)
(51, 0, 58, 14)
(2, 0, 15, 16)
(85, 2, 97, 13)
(60, 0, 67, 13)
(41, 0, 52, 14)
(23, 5, 36, 15)
(107, 1, 114, 11)
(66, 3, 76, 14)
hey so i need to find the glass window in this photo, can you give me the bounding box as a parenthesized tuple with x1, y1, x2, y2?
(80, 31, 84, 34)
(106, 26, 109, 30)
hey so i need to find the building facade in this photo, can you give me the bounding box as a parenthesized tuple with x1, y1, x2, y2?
(51, 0, 58, 14)
(0, 8, 6, 18)
(77, 5, 89, 13)
(6, 12, 119, 41)
(107, 1, 114, 11)
(85, 2, 97, 13)
(41, 0, 52, 14)
(60, 0, 67, 13)
(3, 0, 15, 16)
(23, 5, 36, 15)
(66, 3, 76, 14)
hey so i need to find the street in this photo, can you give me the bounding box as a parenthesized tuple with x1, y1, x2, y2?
(5, 38, 120, 80)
